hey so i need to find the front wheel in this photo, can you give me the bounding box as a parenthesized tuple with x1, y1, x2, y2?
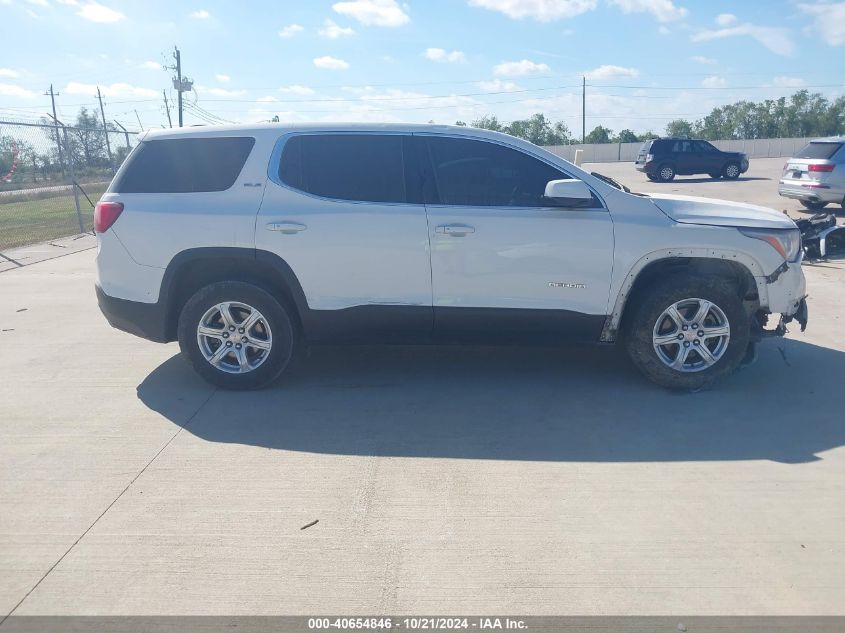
(800, 200, 828, 211)
(723, 162, 741, 180)
(623, 276, 750, 391)
(177, 281, 298, 390)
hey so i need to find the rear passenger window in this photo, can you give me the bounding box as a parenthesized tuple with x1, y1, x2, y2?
(278, 134, 407, 203)
(114, 137, 255, 193)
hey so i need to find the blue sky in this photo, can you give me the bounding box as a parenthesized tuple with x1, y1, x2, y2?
(0, 0, 843, 135)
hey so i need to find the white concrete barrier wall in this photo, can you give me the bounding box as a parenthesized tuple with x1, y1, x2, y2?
(544, 137, 816, 163)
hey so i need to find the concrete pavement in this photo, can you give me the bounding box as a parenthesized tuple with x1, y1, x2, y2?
(1, 161, 844, 617)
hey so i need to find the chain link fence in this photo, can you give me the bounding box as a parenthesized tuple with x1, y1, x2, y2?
(0, 119, 139, 252)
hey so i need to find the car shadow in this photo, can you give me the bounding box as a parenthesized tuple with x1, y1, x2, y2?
(137, 339, 845, 464)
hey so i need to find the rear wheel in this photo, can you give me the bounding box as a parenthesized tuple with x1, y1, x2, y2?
(623, 276, 749, 391)
(177, 281, 298, 390)
(723, 162, 741, 180)
(657, 164, 675, 182)
(800, 200, 828, 211)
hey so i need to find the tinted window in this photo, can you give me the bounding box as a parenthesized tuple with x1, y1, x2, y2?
(638, 140, 653, 154)
(694, 141, 717, 153)
(795, 142, 842, 160)
(278, 134, 407, 203)
(424, 137, 566, 207)
(115, 137, 254, 193)
(672, 140, 693, 153)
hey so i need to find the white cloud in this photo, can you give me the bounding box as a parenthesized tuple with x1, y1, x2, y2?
(799, 2, 845, 46)
(319, 18, 355, 38)
(332, 0, 410, 26)
(0, 68, 20, 78)
(701, 75, 726, 88)
(584, 64, 639, 80)
(189, 9, 209, 19)
(314, 55, 350, 70)
(65, 81, 157, 98)
(692, 23, 795, 56)
(76, 2, 124, 22)
(773, 76, 805, 87)
(215, 73, 230, 82)
(468, 0, 597, 21)
(607, 0, 687, 22)
(139, 60, 160, 70)
(715, 13, 736, 26)
(476, 79, 522, 92)
(493, 59, 551, 75)
(279, 84, 316, 95)
(27, 0, 50, 6)
(690, 55, 716, 65)
(200, 86, 247, 97)
(257, 96, 279, 103)
(424, 48, 466, 63)
(278, 23, 304, 38)
(0, 83, 35, 98)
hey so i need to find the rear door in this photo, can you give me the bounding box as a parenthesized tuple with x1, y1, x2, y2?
(256, 132, 432, 339)
(671, 140, 694, 174)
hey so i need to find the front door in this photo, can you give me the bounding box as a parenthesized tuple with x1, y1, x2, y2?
(417, 134, 614, 342)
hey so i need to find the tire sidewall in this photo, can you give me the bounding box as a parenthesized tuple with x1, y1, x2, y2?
(623, 276, 750, 391)
(177, 281, 296, 390)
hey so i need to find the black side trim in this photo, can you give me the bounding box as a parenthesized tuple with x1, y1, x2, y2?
(434, 306, 605, 344)
(96, 285, 168, 343)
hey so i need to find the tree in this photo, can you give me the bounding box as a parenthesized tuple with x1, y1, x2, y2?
(505, 113, 570, 145)
(614, 129, 639, 143)
(470, 115, 505, 132)
(665, 119, 694, 138)
(584, 125, 612, 144)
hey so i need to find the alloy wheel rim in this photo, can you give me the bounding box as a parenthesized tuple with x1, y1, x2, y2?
(660, 166, 673, 179)
(197, 302, 273, 374)
(726, 164, 739, 177)
(652, 298, 730, 373)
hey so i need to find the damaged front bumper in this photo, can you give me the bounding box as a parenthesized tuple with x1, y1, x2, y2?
(754, 261, 808, 338)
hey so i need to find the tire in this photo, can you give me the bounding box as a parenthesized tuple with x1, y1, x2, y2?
(723, 161, 741, 180)
(656, 164, 675, 182)
(623, 275, 750, 391)
(800, 200, 828, 211)
(708, 172, 721, 179)
(177, 281, 298, 390)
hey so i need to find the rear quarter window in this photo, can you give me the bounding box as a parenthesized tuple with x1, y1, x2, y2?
(795, 142, 842, 160)
(113, 136, 255, 193)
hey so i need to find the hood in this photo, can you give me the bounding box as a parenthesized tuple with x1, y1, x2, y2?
(646, 194, 797, 230)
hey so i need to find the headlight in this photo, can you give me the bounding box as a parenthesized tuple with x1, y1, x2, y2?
(739, 228, 801, 262)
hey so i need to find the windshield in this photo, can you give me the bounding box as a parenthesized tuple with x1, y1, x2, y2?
(795, 142, 842, 159)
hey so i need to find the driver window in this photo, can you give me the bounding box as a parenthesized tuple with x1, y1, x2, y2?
(424, 136, 568, 207)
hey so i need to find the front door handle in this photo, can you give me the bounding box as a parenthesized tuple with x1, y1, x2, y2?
(435, 224, 475, 237)
(266, 221, 307, 234)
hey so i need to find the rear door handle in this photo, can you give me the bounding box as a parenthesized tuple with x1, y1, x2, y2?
(266, 221, 307, 234)
(435, 224, 475, 237)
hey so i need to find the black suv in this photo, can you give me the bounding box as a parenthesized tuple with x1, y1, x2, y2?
(635, 137, 749, 182)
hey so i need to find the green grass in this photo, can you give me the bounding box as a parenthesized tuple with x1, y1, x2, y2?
(0, 186, 106, 251)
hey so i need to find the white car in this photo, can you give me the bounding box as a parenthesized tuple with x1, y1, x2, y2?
(94, 124, 808, 391)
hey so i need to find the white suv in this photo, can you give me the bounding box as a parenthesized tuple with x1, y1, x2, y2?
(94, 124, 808, 391)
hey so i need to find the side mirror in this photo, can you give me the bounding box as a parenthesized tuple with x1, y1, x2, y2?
(544, 179, 594, 208)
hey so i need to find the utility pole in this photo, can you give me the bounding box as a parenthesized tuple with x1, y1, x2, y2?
(113, 120, 131, 152)
(134, 110, 144, 131)
(174, 46, 183, 127)
(44, 84, 66, 177)
(582, 76, 586, 143)
(163, 90, 173, 128)
(96, 87, 115, 174)
(46, 113, 83, 233)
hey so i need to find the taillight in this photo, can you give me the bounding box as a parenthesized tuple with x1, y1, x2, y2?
(808, 164, 834, 172)
(94, 201, 124, 233)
